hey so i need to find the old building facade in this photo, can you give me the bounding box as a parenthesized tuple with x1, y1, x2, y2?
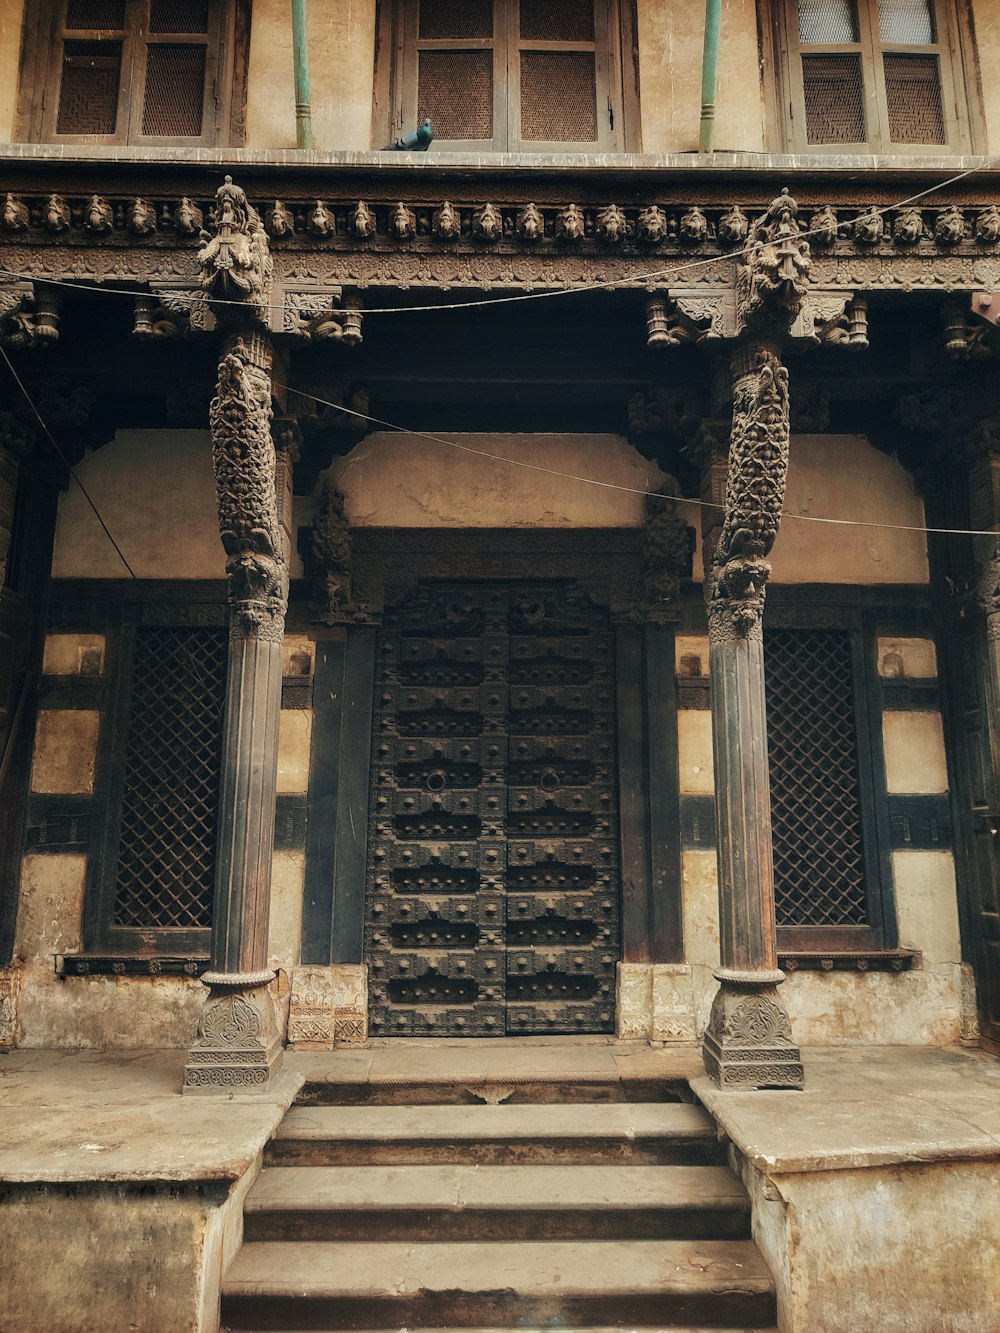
(0, 0, 998, 1091)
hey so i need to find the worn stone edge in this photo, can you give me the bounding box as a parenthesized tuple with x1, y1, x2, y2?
(0, 1070, 304, 1185)
(690, 1071, 1000, 1175)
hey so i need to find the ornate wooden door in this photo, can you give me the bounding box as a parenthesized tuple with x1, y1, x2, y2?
(365, 581, 620, 1036)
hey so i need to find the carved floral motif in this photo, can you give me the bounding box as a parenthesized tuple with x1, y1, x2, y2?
(709, 345, 790, 636)
(210, 332, 287, 638)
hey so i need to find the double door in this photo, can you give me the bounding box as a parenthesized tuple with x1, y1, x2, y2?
(365, 581, 621, 1036)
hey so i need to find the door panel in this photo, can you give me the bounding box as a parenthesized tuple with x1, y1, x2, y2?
(365, 581, 620, 1036)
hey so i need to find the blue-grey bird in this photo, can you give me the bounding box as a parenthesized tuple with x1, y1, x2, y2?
(383, 119, 434, 151)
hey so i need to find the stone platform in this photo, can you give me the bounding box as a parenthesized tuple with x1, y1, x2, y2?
(695, 1045, 1000, 1332)
(1, 1041, 998, 1332)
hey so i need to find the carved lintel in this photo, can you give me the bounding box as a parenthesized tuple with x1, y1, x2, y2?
(708, 342, 789, 638)
(198, 175, 273, 325)
(702, 983, 803, 1090)
(0, 281, 60, 348)
(182, 975, 283, 1094)
(737, 190, 811, 337)
(211, 330, 287, 639)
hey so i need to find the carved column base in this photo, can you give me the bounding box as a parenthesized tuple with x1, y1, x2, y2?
(702, 979, 803, 1090)
(183, 971, 283, 1095)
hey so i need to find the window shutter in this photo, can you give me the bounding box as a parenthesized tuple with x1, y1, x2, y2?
(134, 0, 215, 140)
(54, 1, 128, 138)
(411, 0, 497, 146)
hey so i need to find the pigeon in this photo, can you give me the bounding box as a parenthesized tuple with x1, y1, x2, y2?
(383, 119, 434, 151)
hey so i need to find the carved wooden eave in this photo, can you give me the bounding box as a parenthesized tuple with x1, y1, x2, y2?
(4, 167, 1000, 320)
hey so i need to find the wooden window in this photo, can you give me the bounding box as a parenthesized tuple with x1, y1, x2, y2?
(767, 0, 979, 153)
(16, 0, 250, 146)
(86, 618, 227, 954)
(377, 0, 640, 152)
(763, 615, 895, 953)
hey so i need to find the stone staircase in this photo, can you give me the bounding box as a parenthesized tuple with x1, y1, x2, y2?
(221, 1073, 778, 1332)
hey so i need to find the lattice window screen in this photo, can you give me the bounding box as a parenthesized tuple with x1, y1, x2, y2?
(112, 626, 226, 929)
(802, 52, 866, 142)
(764, 628, 870, 927)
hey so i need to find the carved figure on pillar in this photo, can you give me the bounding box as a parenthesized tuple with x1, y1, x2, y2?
(702, 190, 807, 1091)
(184, 176, 285, 1094)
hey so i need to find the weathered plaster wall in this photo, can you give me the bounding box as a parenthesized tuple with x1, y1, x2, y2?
(772, 437, 928, 586)
(972, 0, 1000, 154)
(740, 1152, 1000, 1333)
(636, 0, 766, 153)
(53, 430, 307, 580)
(329, 433, 666, 529)
(246, 0, 377, 150)
(0, 0, 23, 144)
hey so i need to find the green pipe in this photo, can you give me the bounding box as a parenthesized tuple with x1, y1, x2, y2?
(698, 0, 723, 154)
(292, 0, 314, 150)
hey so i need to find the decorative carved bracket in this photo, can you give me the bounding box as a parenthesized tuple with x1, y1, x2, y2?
(198, 175, 272, 326)
(0, 281, 60, 348)
(278, 287, 363, 344)
(301, 478, 374, 623)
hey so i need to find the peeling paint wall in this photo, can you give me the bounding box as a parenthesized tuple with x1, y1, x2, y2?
(740, 1152, 1000, 1333)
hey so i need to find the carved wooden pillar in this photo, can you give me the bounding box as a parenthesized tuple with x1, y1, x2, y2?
(184, 179, 287, 1094)
(701, 192, 809, 1090)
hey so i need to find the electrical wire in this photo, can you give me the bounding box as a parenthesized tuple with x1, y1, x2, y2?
(0, 344, 137, 578)
(288, 382, 1000, 540)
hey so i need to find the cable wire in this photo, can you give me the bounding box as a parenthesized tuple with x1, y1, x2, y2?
(0, 344, 137, 578)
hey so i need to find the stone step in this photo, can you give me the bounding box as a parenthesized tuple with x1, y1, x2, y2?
(221, 1239, 777, 1330)
(266, 1101, 724, 1167)
(224, 1327, 779, 1332)
(297, 1075, 690, 1107)
(243, 1164, 751, 1242)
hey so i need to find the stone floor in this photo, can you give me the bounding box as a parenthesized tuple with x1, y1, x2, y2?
(1, 1040, 998, 1181)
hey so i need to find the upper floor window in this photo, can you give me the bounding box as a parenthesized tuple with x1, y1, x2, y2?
(16, 0, 249, 146)
(377, 0, 639, 152)
(770, 0, 978, 153)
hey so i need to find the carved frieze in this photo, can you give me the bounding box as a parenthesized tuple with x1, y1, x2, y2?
(279, 287, 363, 344)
